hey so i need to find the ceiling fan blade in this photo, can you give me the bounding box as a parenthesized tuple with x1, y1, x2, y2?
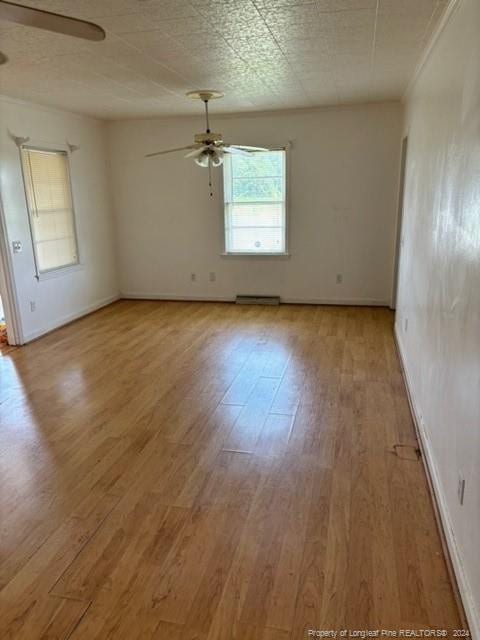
(222, 146, 251, 156)
(145, 145, 198, 158)
(0, 51, 8, 65)
(0, 1, 106, 41)
(227, 145, 271, 151)
(184, 146, 207, 159)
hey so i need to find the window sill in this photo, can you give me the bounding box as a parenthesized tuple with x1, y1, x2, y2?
(221, 252, 290, 258)
(36, 262, 84, 281)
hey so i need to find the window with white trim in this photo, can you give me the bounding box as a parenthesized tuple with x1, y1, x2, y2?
(223, 149, 287, 254)
(21, 147, 79, 274)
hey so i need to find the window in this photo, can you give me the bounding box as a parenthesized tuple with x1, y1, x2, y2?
(223, 149, 287, 254)
(21, 147, 79, 274)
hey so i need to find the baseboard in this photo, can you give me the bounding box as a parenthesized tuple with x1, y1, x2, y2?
(22, 293, 120, 343)
(120, 292, 390, 307)
(395, 326, 479, 638)
(280, 296, 389, 306)
(121, 292, 234, 303)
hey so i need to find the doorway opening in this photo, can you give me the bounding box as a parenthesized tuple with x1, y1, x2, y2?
(0, 198, 22, 352)
(0, 276, 15, 355)
(0, 293, 7, 345)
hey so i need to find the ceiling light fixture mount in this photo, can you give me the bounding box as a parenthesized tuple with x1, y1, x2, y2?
(186, 90, 224, 102)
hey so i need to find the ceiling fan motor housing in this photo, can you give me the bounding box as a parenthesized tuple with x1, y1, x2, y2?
(194, 132, 223, 144)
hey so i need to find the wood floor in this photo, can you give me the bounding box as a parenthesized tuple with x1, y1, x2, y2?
(0, 301, 461, 639)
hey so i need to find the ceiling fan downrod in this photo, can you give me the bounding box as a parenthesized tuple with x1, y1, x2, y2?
(204, 98, 211, 134)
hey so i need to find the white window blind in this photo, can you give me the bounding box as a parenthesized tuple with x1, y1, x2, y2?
(21, 147, 79, 273)
(223, 149, 287, 254)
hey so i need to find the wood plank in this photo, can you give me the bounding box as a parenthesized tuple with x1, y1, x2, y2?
(223, 377, 280, 452)
(0, 594, 90, 640)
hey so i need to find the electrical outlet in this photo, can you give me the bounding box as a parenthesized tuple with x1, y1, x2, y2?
(336, 273, 343, 284)
(30, 300, 36, 312)
(209, 272, 216, 282)
(190, 273, 196, 282)
(458, 475, 465, 506)
(404, 317, 408, 333)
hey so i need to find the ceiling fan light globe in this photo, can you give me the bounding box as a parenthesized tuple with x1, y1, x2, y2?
(195, 153, 210, 167)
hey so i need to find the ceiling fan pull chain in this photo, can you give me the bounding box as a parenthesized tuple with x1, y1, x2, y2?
(208, 158, 213, 198)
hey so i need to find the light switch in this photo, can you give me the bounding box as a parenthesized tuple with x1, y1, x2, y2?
(12, 240, 22, 253)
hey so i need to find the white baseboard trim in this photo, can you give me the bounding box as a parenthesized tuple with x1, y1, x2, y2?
(22, 293, 120, 343)
(121, 292, 234, 303)
(280, 296, 389, 306)
(395, 327, 479, 639)
(121, 292, 390, 307)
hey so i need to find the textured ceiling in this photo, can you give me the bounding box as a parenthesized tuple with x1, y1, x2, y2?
(0, 0, 447, 119)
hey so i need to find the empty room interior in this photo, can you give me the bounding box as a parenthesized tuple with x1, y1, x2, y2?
(0, 0, 479, 638)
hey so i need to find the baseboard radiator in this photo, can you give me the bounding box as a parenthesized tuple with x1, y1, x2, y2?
(235, 295, 281, 306)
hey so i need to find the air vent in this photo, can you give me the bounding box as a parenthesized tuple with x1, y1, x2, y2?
(235, 295, 280, 306)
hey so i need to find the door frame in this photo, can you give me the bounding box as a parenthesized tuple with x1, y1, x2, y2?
(0, 194, 23, 345)
(391, 135, 408, 310)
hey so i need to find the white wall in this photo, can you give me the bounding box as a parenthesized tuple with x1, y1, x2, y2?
(108, 103, 402, 305)
(396, 0, 480, 634)
(0, 96, 119, 342)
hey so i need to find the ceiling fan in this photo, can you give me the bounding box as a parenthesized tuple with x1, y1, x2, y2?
(146, 90, 272, 196)
(0, 0, 105, 65)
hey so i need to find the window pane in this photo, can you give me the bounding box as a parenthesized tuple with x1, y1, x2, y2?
(230, 151, 283, 179)
(230, 203, 283, 227)
(232, 177, 283, 202)
(36, 238, 77, 271)
(34, 210, 75, 243)
(229, 227, 285, 253)
(21, 148, 79, 273)
(23, 151, 72, 212)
